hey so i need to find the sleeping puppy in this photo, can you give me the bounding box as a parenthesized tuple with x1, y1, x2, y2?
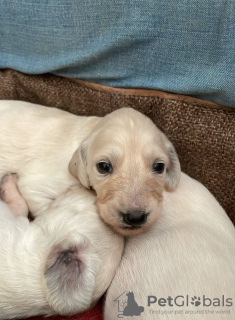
(0, 174, 124, 319)
(0, 100, 180, 236)
(104, 173, 235, 320)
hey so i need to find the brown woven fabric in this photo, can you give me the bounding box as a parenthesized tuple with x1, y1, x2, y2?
(0, 69, 234, 224)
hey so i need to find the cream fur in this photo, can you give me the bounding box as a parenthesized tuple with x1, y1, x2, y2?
(104, 173, 235, 320)
(0, 100, 180, 236)
(0, 100, 99, 216)
(0, 186, 124, 318)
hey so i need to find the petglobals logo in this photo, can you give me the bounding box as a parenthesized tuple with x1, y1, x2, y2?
(148, 295, 233, 308)
(114, 291, 145, 318)
(113, 292, 233, 318)
(147, 295, 233, 317)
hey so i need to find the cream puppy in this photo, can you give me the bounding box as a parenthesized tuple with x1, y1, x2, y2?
(0, 174, 124, 319)
(0, 100, 180, 236)
(104, 173, 235, 320)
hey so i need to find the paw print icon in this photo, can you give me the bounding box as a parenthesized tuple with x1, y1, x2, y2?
(191, 296, 201, 307)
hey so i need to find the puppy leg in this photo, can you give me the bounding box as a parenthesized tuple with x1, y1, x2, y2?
(0, 173, 29, 217)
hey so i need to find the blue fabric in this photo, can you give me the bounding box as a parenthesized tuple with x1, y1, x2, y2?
(0, 0, 234, 107)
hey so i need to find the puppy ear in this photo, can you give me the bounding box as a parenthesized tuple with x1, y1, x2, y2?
(44, 236, 100, 315)
(69, 140, 90, 189)
(161, 133, 181, 191)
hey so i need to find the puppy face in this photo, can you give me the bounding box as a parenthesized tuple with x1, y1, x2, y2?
(69, 108, 180, 236)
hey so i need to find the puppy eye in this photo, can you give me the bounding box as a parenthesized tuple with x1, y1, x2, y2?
(152, 161, 165, 174)
(96, 162, 113, 174)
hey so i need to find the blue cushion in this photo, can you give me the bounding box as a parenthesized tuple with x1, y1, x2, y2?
(0, 0, 234, 107)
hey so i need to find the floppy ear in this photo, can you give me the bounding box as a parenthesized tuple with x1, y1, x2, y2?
(161, 133, 181, 191)
(44, 235, 100, 315)
(69, 140, 90, 189)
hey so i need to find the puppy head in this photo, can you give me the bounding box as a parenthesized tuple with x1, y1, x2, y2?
(44, 235, 100, 315)
(69, 108, 180, 236)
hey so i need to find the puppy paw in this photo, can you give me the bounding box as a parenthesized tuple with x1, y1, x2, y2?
(0, 173, 29, 217)
(0, 173, 14, 201)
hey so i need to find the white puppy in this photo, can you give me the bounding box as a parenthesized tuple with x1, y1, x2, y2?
(0, 174, 124, 319)
(0, 100, 180, 236)
(104, 173, 235, 320)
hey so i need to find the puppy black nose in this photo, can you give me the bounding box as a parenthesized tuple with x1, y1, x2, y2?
(121, 210, 148, 226)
